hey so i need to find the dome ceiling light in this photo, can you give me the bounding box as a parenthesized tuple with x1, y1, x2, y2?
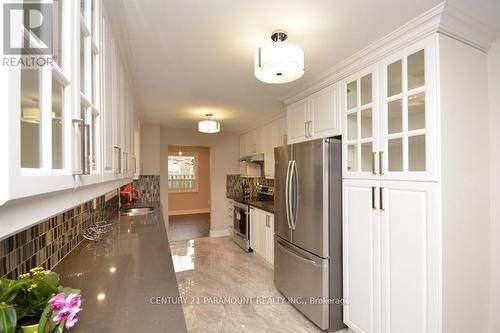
(254, 30, 305, 84)
(198, 114, 220, 133)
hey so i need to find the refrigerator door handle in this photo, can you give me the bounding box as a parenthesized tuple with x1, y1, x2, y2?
(276, 237, 318, 265)
(290, 160, 299, 230)
(285, 161, 293, 229)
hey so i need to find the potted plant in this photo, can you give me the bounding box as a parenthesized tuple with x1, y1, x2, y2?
(0, 268, 82, 333)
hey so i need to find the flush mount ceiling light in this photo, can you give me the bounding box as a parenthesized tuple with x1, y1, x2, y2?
(198, 114, 220, 133)
(254, 30, 304, 84)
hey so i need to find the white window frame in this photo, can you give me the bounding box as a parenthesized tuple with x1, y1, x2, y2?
(168, 152, 199, 193)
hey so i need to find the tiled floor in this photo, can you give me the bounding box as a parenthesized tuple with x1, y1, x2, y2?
(168, 213, 210, 241)
(170, 237, 325, 333)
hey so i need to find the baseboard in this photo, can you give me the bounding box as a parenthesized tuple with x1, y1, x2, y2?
(209, 229, 231, 238)
(168, 208, 211, 216)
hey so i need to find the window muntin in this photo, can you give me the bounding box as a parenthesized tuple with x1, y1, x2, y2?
(168, 153, 198, 192)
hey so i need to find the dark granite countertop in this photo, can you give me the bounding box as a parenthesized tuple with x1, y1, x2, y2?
(227, 196, 274, 214)
(247, 201, 274, 214)
(53, 203, 187, 333)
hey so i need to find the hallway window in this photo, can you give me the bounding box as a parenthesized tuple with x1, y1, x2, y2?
(168, 153, 198, 192)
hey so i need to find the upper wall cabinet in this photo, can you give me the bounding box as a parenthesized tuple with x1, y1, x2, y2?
(0, 0, 137, 206)
(378, 38, 437, 182)
(238, 116, 286, 179)
(287, 83, 341, 144)
(342, 65, 380, 180)
(342, 36, 437, 182)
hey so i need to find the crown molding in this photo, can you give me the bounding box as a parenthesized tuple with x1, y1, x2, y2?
(281, 1, 499, 105)
(237, 110, 286, 135)
(438, 3, 499, 52)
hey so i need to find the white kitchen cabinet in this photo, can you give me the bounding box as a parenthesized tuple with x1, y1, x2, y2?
(379, 181, 439, 333)
(264, 122, 275, 178)
(287, 83, 341, 144)
(101, 17, 116, 179)
(342, 180, 379, 333)
(239, 132, 252, 158)
(265, 213, 274, 265)
(309, 83, 341, 140)
(0, 0, 136, 207)
(250, 207, 274, 265)
(339, 29, 493, 332)
(287, 98, 309, 143)
(249, 207, 259, 252)
(378, 39, 437, 182)
(263, 116, 286, 179)
(341, 65, 380, 180)
(240, 116, 286, 179)
(342, 37, 436, 182)
(343, 179, 439, 333)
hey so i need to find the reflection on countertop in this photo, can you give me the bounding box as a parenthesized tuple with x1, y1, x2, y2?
(53, 202, 187, 333)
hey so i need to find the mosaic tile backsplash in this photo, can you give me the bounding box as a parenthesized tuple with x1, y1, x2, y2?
(133, 175, 160, 202)
(226, 175, 274, 200)
(0, 193, 119, 279)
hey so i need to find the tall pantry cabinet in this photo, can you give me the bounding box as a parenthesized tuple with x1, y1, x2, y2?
(341, 32, 491, 333)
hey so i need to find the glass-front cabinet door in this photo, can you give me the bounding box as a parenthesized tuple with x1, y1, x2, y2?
(379, 36, 437, 181)
(342, 64, 379, 179)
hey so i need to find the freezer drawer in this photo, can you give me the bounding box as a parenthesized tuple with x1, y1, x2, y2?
(274, 236, 329, 330)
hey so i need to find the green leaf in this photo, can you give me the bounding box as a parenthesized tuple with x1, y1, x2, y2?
(36, 303, 52, 333)
(0, 304, 17, 333)
(0, 279, 28, 303)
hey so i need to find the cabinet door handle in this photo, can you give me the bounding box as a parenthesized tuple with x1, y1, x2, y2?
(379, 151, 384, 175)
(372, 152, 377, 175)
(72, 119, 84, 175)
(114, 146, 122, 174)
(84, 124, 90, 175)
(380, 187, 384, 211)
(372, 186, 376, 209)
(304, 122, 308, 137)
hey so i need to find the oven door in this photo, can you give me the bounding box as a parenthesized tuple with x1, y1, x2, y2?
(233, 206, 247, 236)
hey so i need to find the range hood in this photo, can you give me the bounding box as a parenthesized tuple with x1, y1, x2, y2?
(239, 153, 264, 163)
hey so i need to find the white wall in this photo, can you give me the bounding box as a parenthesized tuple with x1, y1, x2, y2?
(140, 123, 161, 175)
(439, 35, 491, 333)
(159, 127, 239, 234)
(488, 38, 500, 333)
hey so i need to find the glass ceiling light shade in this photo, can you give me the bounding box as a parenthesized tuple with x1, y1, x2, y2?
(198, 114, 220, 133)
(255, 30, 304, 84)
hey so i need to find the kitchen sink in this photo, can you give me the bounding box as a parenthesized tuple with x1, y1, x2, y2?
(122, 207, 154, 216)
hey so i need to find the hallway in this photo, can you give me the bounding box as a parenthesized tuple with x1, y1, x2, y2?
(169, 213, 210, 241)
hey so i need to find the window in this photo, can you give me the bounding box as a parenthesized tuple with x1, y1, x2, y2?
(168, 153, 198, 192)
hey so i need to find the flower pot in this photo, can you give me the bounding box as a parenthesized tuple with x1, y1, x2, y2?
(20, 323, 39, 333)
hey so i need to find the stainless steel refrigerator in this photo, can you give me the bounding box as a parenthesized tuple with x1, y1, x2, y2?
(274, 138, 344, 331)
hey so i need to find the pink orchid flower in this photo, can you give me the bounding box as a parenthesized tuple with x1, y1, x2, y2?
(49, 293, 83, 329)
(48, 293, 66, 312)
(66, 294, 81, 309)
(53, 308, 73, 323)
(65, 310, 80, 329)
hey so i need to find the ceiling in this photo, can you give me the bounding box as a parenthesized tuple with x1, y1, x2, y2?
(105, 0, 500, 133)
